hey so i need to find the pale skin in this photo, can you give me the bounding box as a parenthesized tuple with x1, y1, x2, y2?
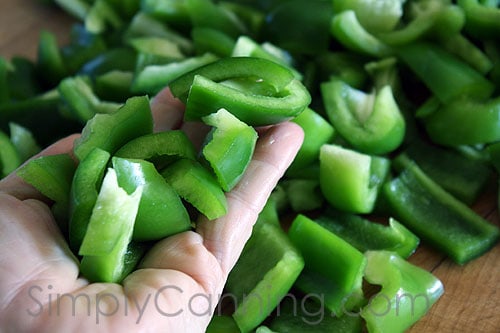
(0, 88, 304, 332)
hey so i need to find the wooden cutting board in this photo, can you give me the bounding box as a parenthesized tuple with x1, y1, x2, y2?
(1, 1, 499, 332)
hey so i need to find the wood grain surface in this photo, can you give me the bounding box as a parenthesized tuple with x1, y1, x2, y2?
(1, 1, 499, 332)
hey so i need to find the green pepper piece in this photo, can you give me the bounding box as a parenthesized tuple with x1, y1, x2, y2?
(37, 30, 67, 86)
(140, 0, 190, 30)
(361, 251, 444, 333)
(288, 107, 335, 173)
(333, 0, 405, 33)
(321, 79, 405, 155)
(288, 214, 366, 316)
(202, 109, 258, 191)
(397, 41, 495, 103)
(316, 209, 419, 259)
(402, 140, 492, 204)
(79, 168, 143, 282)
(187, 74, 310, 126)
(330, 10, 392, 58)
(191, 27, 235, 57)
(314, 52, 368, 89)
(128, 37, 184, 59)
(85, 0, 124, 34)
(458, 0, 500, 38)
(419, 96, 500, 146)
(69, 148, 111, 252)
(115, 130, 197, 169)
(268, 296, 363, 333)
(319, 144, 390, 214)
(0, 130, 22, 178)
(439, 33, 493, 75)
(383, 158, 500, 264)
(8, 122, 40, 162)
(282, 179, 323, 213)
(79, 168, 142, 256)
(58, 76, 120, 123)
(161, 158, 227, 220)
(17, 153, 76, 234)
(226, 222, 305, 333)
(131, 53, 218, 95)
(185, 0, 247, 38)
(112, 157, 191, 242)
(73, 95, 153, 161)
(94, 70, 135, 102)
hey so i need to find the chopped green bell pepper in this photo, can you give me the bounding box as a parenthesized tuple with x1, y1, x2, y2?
(321, 79, 405, 155)
(319, 144, 390, 214)
(114, 130, 197, 170)
(8, 122, 40, 162)
(226, 222, 304, 333)
(161, 158, 227, 220)
(383, 157, 500, 264)
(458, 0, 500, 38)
(169, 56, 311, 126)
(288, 107, 335, 173)
(73, 95, 153, 161)
(69, 147, 110, 252)
(202, 109, 258, 191)
(316, 209, 419, 259)
(191, 28, 235, 57)
(361, 250, 444, 333)
(288, 214, 366, 316)
(79, 168, 143, 283)
(397, 41, 495, 103)
(112, 157, 191, 241)
(0, 130, 22, 178)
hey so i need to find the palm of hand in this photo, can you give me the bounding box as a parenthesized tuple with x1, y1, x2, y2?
(0, 89, 303, 332)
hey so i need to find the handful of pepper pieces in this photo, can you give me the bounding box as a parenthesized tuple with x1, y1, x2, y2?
(2, 0, 500, 332)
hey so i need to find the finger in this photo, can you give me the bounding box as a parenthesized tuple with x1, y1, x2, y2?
(197, 121, 304, 276)
(150, 87, 186, 132)
(0, 134, 80, 201)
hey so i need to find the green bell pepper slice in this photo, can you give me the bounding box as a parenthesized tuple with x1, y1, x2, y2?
(114, 130, 197, 170)
(161, 158, 227, 220)
(361, 250, 444, 333)
(0, 130, 22, 178)
(321, 79, 405, 155)
(289, 214, 366, 316)
(206, 315, 240, 333)
(281, 179, 323, 213)
(191, 27, 235, 57)
(316, 209, 419, 259)
(319, 144, 390, 214)
(37, 30, 67, 86)
(8, 122, 40, 162)
(383, 157, 500, 264)
(458, 0, 500, 38)
(85, 0, 123, 34)
(112, 157, 191, 242)
(17, 153, 76, 234)
(226, 222, 305, 333)
(79, 168, 143, 282)
(202, 108, 258, 192)
(169, 57, 310, 126)
(330, 10, 392, 58)
(333, 0, 405, 33)
(396, 41, 495, 103)
(69, 147, 110, 252)
(418, 96, 500, 146)
(78, 167, 142, 256)
(288, 107, 335, 173)
(402, 140, 492, 204)
(131, 53, 218, 95)
(73, 95, 153, 161)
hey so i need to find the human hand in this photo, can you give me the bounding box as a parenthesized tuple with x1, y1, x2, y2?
(0, 88, 304, 332)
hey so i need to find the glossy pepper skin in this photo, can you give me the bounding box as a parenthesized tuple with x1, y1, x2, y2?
(69, 147, 110, 252)
(361, 250, 444, 333)
(384, 157, 500, 264)
(321, 78, 405, 155)
(112, 157, 191, 241)
(169, 56, 311, 126)
(202, 108, 258, 191)
(319, 144, 390, 214)
(288, 214, 366, 316)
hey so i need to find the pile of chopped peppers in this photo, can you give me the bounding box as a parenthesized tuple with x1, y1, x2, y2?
(2, 0, 500, 332)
